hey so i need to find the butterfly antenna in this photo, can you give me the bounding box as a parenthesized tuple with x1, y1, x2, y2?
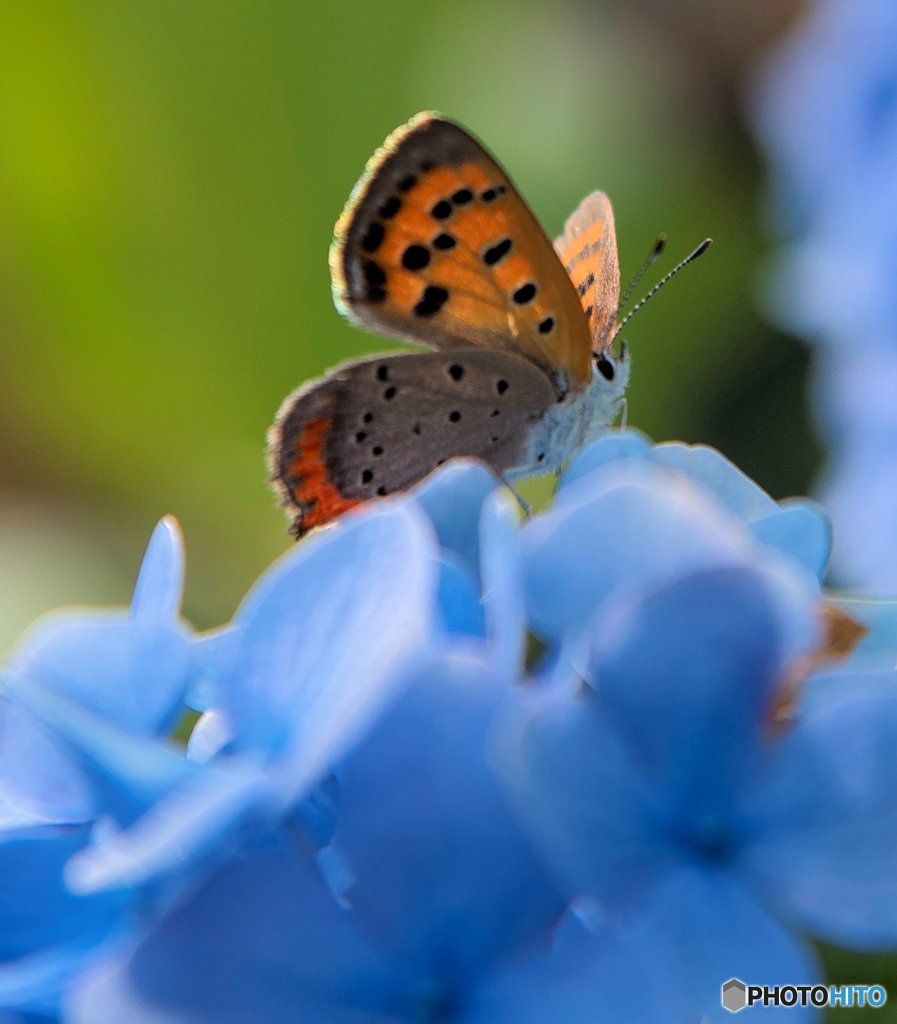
(617, 234, 667, 315)
(612, 238, 713, 343)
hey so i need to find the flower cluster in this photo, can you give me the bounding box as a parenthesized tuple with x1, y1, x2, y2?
(752, 0, 897, 590)
(2, 433, 897, 1023)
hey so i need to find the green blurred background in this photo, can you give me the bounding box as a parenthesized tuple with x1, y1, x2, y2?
(1, 1, 894, 1014)
(0, 0, 817, 648)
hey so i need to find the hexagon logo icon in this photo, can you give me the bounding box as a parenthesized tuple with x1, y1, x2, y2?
(722, 978, 747, 1013)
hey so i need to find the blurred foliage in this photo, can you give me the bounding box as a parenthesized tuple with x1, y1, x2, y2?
(0, 0, 812, 645)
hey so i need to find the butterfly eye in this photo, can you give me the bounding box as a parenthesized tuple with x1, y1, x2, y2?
(595, 354, 615, 381)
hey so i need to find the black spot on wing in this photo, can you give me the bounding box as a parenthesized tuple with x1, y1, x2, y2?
(363, 260, 387, 303)
(414, 285, 449, 317)
(431, 199, 452, 220)
(483, 238, 512, 266)
(360, 223, 384, 253)
(402, 244, 431, 271)
(379, 196, 401, 219)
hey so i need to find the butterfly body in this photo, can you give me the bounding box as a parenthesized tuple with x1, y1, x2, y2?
(507, 353, 630, 480)
(270, 112, 629, 538)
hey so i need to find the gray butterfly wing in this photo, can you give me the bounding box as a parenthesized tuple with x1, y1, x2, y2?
(268, 349, 557, 537)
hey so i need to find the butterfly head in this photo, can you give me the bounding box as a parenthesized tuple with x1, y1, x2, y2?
(583, 341, 629, 426)
(593, 331, 628, 380)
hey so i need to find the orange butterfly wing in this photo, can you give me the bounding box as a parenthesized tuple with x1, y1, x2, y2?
(553, 191, 621, 354)
(330, 112, 592, 389)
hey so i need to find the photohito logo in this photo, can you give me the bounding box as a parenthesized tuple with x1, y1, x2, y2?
(721, 978, 887, 1012)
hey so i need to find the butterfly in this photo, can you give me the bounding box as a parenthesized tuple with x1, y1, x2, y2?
(268, 111, 705, 538)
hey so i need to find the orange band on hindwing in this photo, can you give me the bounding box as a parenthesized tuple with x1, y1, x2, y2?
(288, 417, 362, 533)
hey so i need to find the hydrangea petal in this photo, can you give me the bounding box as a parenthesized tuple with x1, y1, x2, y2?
(223, 505, 437, 787)
(9, 613, 192, 737)
(66, 839, 398, 1024)
(740, 671, 897, 949)
(479, 491, 525, 674)
(499, 685, 673, 905)
(130, 517, 185, 626)
(186, 710, 232, 764)
(0, 825, 124, 960)
(0, 703, 92, 823)
(465, 920, 672, 1024)
(0, 825, 127, 1019)
(331, 654, 563, 983)
(559, 429, 652, 497)
(560, 432, 779, 526)
(0, 943, 91, 1019)
(504, 681, 823, 1018)
(650, 442, 778, 521)
(587, 566, 793, 825)
(3, 677, 195, 828)
(435, 554, 484, 638)
(66, 759, 270, 897)
(521, 463, 747, 645)
(632, 865, 822, 1022)
(412, 459, 499, 579)
(0, 783, 43, 832)
(748, 501, 831, 580)
(185, 627, 239, 713)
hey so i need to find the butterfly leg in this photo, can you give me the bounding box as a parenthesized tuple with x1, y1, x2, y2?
(499, 475, 531, 518)
(548, 466, 564, 501)
(618, 397, 628, 429)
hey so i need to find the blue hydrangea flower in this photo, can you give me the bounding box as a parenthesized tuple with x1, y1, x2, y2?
(1, 503, 444, 1021)
(0, 516, 192, 824)
(520, 431, 827, 673)
(35, 499, 616, 1023)
(496, 446, 897, 1021)
(45, 442, 835, 1021)
(752, 0, 897, 589)
(3, 435, 896, 1023)
(66, 655, 627, 1024)
(25, 502, 441, 896)
(410, 461, 529, 672)
(562, 431, 830, 581)
(0, 518, 192, 1020)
